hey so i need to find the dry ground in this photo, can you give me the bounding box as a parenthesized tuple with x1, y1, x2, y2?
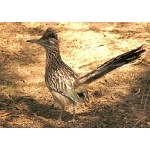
(0, 22, 150, 128)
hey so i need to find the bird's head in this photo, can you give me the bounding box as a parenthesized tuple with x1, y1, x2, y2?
(26, 28, 58, 48)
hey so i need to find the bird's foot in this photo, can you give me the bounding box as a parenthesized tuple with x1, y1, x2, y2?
(58, 116, 63, 122)
(68, 118, 76, 123)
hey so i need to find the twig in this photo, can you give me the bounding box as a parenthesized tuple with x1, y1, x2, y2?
(0, 56, 11, 70)
(143, 89, 150, 110)
(141, 79, 149, 104)
(133, 88, 141, 96)
(133, 116, 148, 127)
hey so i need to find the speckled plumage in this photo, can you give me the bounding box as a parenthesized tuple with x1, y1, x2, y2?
(27, 28, 145, 121)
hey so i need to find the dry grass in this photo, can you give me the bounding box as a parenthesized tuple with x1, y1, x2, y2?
(0, 22, 150, 128)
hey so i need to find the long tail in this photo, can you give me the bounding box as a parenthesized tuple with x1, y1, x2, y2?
(78, 45, 145, 85)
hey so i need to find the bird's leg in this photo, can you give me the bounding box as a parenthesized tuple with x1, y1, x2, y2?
(72, 103, 76, 122)
(58, 105, 64, 121)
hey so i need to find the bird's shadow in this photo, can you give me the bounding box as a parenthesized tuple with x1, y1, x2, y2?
(14, 96, 72, 121)
(0, 95, 73, 127)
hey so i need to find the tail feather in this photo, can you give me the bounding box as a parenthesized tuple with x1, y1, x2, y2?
(79, 46, 145, 85)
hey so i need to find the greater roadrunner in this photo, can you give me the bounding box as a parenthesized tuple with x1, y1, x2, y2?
(26, 28, 145, 122)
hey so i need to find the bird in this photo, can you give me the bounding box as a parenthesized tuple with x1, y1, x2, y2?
(26, 28, 145, 122)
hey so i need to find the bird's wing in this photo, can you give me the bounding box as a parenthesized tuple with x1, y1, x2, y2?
(48, 70, 81, 103)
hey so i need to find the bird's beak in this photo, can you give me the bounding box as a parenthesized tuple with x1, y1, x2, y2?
(26, 39, 40, 44)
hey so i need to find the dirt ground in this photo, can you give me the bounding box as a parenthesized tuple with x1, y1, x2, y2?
(0, 22, 150, 128)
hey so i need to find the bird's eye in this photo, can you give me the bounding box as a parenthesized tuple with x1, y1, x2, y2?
(46, 40, 50, 44)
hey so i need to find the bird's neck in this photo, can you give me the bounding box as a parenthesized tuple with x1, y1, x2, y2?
(45, 46, 64, 69)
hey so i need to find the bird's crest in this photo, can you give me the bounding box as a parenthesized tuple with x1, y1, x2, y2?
(41, 28, 58, 40)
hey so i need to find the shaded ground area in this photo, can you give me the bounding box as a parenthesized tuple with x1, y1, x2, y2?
(0, 22, 150, 128)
